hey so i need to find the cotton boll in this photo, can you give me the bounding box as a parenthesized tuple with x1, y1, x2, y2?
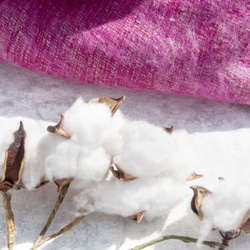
(75, 146, 111, 182)
(115, 121, 190, 180)
(45, 140, 79, 180)
(200, 180, 250, 237)
(0, 117, 50, 189)
(93, 177, 187, 220)
(115, 121, 174, 177)
(63, 98, 112, 148)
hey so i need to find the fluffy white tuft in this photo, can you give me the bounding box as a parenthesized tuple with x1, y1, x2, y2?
(45, 140, 79, 180)
(75, 146, 111, 182)
(114, 121, 193, 181)
(74, 177, 187, 220)
(63, 97, 112, 148)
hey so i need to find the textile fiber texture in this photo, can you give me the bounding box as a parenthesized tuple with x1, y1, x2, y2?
(0, 0, 249, 104)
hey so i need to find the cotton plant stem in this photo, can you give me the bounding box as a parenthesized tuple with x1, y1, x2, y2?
(1, 191, 16, 250)
(31, 182, 71, 249)
(130, 235, 225, 250)
(219, 239, 229, 250)
(32, 215, 85, 250)
(218, 231, 240, 250)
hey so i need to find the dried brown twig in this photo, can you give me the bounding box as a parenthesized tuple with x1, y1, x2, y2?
(31, 181, 71, 249)
(32, 215, 85, 249)
(1, 191, 16, 250)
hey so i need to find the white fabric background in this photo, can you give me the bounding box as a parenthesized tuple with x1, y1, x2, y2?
(0, 62, 250, 249)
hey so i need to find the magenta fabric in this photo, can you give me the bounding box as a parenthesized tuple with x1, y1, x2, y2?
(0, 0, 249, 104)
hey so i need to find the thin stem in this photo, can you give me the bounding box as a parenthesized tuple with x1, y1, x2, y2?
(32, 215, 84, 249)
(218, 231, 240, 250)
(1, 191, 16, 250)
(31, 182, 70, 249)
(130, 235, 225, 250)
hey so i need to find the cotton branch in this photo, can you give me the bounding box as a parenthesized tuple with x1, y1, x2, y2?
(130, 235, 225, 250)
(1, 191, 16, 250)
(31, 215, 85, 250)
(31, 181, 71, 249)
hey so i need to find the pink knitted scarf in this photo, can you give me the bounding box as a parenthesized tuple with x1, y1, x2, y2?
(0, 0, 249, 104)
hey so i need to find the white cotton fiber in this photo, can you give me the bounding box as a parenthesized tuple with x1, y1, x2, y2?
(62, 98, 112, 148)
(114, 121, 192, 181)
(71, 180, 100, 215)
(45, 140, 79, 180)
(115, 121, 175, 178)
(21, 118, 50, 189)
(104, 110, 127, 156)
(198, 180, 250, 242)
(91, 177, 187, 220)
(75, 146, 111, 182)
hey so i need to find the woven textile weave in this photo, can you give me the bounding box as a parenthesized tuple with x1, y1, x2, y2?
(0, 0, 249, 104)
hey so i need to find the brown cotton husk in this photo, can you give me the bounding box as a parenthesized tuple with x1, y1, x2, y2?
(35, 177, 49, 189)
(55, 178, 73, 193)
(47, 114, 70, 138)
(130, 210, 146, 224)
(0, 121, 26, 191)
(110, 159, 137, 181)
(0, 122, 26, 249)
(238, 209, 250, 233)
(88, 96, 125, 116)
(187, 172, 204, 181)
(163, 125, 175, 134)
(218, 177, 225, 181)
(190, 186, 212, 220)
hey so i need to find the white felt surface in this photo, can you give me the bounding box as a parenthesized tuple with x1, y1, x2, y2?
(1, 61, 250, 249)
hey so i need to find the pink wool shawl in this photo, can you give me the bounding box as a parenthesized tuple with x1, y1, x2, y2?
(0, 0, 249, 104)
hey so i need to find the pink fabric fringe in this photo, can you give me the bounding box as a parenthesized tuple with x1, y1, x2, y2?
(0, 0, 249, 104)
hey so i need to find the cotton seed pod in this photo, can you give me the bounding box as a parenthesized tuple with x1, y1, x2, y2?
(190, 186, 212, 220)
